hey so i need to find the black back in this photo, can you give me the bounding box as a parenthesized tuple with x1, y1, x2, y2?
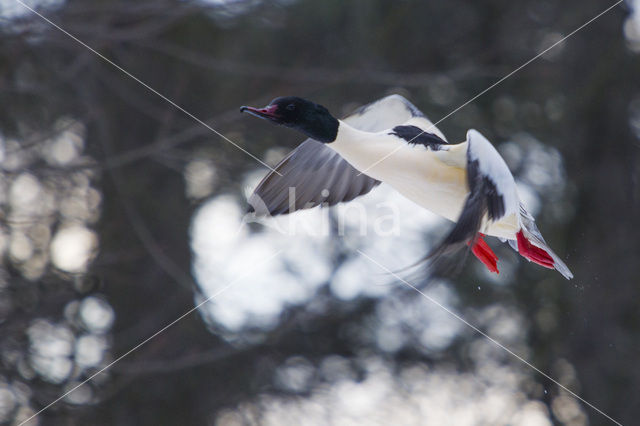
(389, 125, 448, 150)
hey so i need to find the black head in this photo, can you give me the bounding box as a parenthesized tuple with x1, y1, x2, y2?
(240, 96, 339, 143)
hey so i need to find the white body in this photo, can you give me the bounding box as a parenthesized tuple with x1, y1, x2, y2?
(328, 122, 520, 240)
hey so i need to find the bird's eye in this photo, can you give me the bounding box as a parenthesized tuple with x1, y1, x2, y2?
(286, 104, 296, 111)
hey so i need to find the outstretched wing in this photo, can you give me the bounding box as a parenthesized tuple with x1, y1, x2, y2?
(247, 140, 380, 216)
(344, 94, 447, 141)
(248, 94, 444, 216)
(422, 130, 573, 280)
(426, 129, 519, 258)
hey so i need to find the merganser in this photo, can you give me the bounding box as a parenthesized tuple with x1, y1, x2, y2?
(240, 94, 573, 279)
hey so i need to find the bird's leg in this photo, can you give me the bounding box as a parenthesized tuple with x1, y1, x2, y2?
(468, 233, 499, 274)
(516, 230, 554, 269)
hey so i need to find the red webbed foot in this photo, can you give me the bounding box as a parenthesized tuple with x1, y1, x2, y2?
(516, 230, 554, 269)
(468, 233, 499, 274)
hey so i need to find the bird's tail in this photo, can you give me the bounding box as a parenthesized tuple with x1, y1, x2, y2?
(516, 205, 573, 280)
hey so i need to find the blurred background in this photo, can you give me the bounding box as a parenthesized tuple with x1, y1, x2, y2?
(1, 0, 639, 425)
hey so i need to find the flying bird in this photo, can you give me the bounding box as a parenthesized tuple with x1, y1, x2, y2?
(240, 94, 573, 279)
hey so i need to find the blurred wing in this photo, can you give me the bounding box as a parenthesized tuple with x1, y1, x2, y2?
(344, 94, 448, 141)
(249, 94, 445, 216)
(248, 140, 380, 215)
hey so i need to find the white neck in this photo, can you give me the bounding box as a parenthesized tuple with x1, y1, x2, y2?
(330, 120, 371, 146)
(326, 120, 398, 178)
